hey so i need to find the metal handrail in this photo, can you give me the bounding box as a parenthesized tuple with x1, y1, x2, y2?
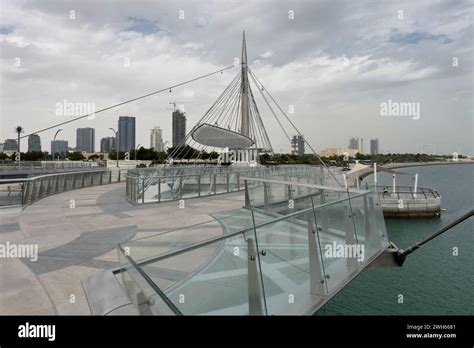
(0, 167, 107, 183)
(241, 176, 365, 194)
(127, 190, 371, 268)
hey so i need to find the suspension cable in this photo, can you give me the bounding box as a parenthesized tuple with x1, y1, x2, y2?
(21, 65, 236, 139)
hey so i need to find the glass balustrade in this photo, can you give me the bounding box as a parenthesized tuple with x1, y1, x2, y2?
(118, 175, 389, 315)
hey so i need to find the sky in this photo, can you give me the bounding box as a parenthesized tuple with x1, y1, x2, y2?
(0, 0, 473, 155)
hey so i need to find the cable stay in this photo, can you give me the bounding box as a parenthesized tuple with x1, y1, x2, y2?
(20, 65, 236, 139)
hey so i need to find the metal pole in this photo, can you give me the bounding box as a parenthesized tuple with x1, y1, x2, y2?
(397, 209, 474, 265)
(247, 237, 264, 315)
(53, 129, 62, 162)
(392, 174, 396, 194)
(373, 162, 377, 185)
(307, 214, 325, 296)
(413, 173, 418, 198)
(109, 128, 119, 168)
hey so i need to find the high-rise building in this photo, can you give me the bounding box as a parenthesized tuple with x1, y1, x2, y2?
(76, 128, 95, 152)
(172, 110, 186, 147)
(100, 137, 116, 153)
(291, 135, 305, 155)
(150, 126, 164, 151)
(360, 138, 364, 154)
(118, 116, 136, 151)
(51, 140, 68, 155)
(3, 139, 18, 151)
(28, 134, 42, 152)
(348, 137, 359, 151)
(370, 138, 380, 155)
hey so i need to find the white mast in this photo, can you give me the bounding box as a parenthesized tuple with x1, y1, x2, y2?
(240, 31, 250, 137)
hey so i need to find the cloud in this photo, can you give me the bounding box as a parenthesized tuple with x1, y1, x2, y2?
(258, 50, 273, 59)
(389, 30, 453, 45)
(0, 0, 472, 155)
(183, 42, 204, 50)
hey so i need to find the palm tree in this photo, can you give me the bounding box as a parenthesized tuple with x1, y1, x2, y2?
(15, 126, 24, 159)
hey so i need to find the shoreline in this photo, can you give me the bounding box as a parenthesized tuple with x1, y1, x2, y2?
(356, 160, 473, 180)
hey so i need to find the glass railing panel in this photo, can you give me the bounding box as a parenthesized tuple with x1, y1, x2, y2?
(253, 210, 326, 315)
(199, 174, 213, 196)
(179, 175, 200, 199)
(142, 177, 159, 203)
(139, 232, 259, 315)
(118, 246, 176, 315)
(215, 173, 227, 194)
(211, 208, 254, 234)
(346, 191, 384, 262)
(122, 220, 230, 263)
(228, 172, 239, 192)
(311, 195, 361, 294)
(368, 186, 390, 248)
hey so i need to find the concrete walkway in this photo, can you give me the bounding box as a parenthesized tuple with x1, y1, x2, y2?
(0, 183, 244, 314)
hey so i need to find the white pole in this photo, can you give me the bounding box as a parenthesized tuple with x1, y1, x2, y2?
(356, 176, 359, 189)
(392, 174, 396, 194)
(373, 163, 377, 185)
(343, 174, 348, 188)
(413, 173, 418, 198)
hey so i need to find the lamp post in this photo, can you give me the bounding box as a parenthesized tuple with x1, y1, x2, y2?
(53, 129, 63, 161)
(109, 128, 119, 168)
(135, 144, 141, 161)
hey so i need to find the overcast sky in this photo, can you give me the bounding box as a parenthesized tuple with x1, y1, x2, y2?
(1, 0, 472, 155)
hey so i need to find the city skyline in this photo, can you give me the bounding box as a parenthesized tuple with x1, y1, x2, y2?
(1, 0, 472, 155)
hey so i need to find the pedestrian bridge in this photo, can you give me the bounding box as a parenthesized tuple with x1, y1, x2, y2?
(118, 171, 390, 315)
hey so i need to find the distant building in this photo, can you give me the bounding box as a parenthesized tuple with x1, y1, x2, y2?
(118, 116, 136, 151)
(150, 126, 164, 151)
(320, 148, 358, 157)
(360, 138, 364, 154)
(76, 128, 95, 152)
(291, 135, 305, 155)
(4, 139, 18, 151)
(28, 134, 42, 152)
(51, 140, 68, 155)
(100, 137, 116, 153)
(172, 110, 186, 147)
(348, 137, 359, 151)
(370, 138, 380, 155)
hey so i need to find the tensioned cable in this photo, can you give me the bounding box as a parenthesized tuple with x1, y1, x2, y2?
(249, 68, 341, 185)
(21, 65, 236, 139)
(249, 83, 272, 152)
(249, 70, 291, 145)
(166, 71, 240, 160)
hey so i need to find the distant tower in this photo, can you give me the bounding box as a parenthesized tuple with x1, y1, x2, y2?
(240, 31, 250, 138)
(100, 137, 115, 153)
(348, 137, 359, 151)
(76, 128, 95, 152)
(150, 126, 164, 151)
(172, 110, 186, 147)
(370, 138, 379, 155)
(291, 135, 305, 155)
(118, 116, 136, 152)
(28, 134, 41, 152)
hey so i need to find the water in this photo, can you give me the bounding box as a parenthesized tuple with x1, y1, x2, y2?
(317, 163, 474, 315)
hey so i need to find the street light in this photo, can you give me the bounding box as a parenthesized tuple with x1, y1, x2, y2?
(109, 128, 119, 168)
(135, 144, 141, 161)
(53, 129, 63, 161)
